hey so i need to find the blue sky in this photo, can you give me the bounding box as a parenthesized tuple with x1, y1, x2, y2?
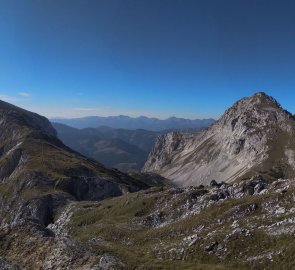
(0, 0, 295, 119)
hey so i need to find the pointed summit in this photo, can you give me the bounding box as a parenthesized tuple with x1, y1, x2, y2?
(144, 92, 295, 186)
(217, 91, 293, 132)
(254, 91, 267, 95)
(246, 91, 283, 108)
(252, 91, 269, 98)
(233, 91, 281, 108)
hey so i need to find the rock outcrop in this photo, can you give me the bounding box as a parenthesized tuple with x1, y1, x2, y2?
(143, 92, 295, 186)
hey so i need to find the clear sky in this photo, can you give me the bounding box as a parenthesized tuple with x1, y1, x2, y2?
(0, 0, 295, 119)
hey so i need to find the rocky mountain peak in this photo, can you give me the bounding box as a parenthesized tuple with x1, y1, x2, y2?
(215, 92, 293, 134)
(144, 92, 295, 186)
(252, 91, 274, 99)
(241, 91, 285, 111)
(225, 92, 284, 114)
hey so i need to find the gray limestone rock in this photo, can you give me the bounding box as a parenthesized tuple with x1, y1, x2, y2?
(143, 92, 295, 186)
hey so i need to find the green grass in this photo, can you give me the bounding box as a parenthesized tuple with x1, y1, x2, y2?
(237, 129, 295, 182)
(67, 187, 294, 269)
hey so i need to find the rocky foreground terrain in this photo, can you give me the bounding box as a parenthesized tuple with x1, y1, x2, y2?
(143, 92, 295, 186)
(1, 93, 295, 269)
(2, 175, 295, 269)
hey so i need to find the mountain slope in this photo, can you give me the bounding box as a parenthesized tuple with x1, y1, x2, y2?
(52, 123, 160, 171)
(143, 92, 295, 186)
(52, 115, 215, 131)
(0, 100, 147, 229)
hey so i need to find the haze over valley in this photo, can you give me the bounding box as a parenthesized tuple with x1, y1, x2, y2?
(52, 117, 214, 172)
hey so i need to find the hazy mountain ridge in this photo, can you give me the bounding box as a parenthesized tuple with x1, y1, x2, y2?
(143, 92, 295, 186)
(52, 123, 163, 171)
(53, 123, 205, 172)
(52, 115, 215, 131)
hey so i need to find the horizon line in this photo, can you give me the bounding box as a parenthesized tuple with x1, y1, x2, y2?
(50, 114, 217, 121)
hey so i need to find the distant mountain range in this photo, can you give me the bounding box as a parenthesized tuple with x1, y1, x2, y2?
(51, 115, 215, 131)
(52, 123, 163, 172)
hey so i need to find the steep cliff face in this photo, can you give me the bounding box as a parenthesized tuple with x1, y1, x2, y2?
(143, 92, 295, 186)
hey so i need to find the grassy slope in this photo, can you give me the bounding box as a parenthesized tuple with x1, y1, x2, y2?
(66, 183, 295, 269)
(239, 126, 295, 182)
